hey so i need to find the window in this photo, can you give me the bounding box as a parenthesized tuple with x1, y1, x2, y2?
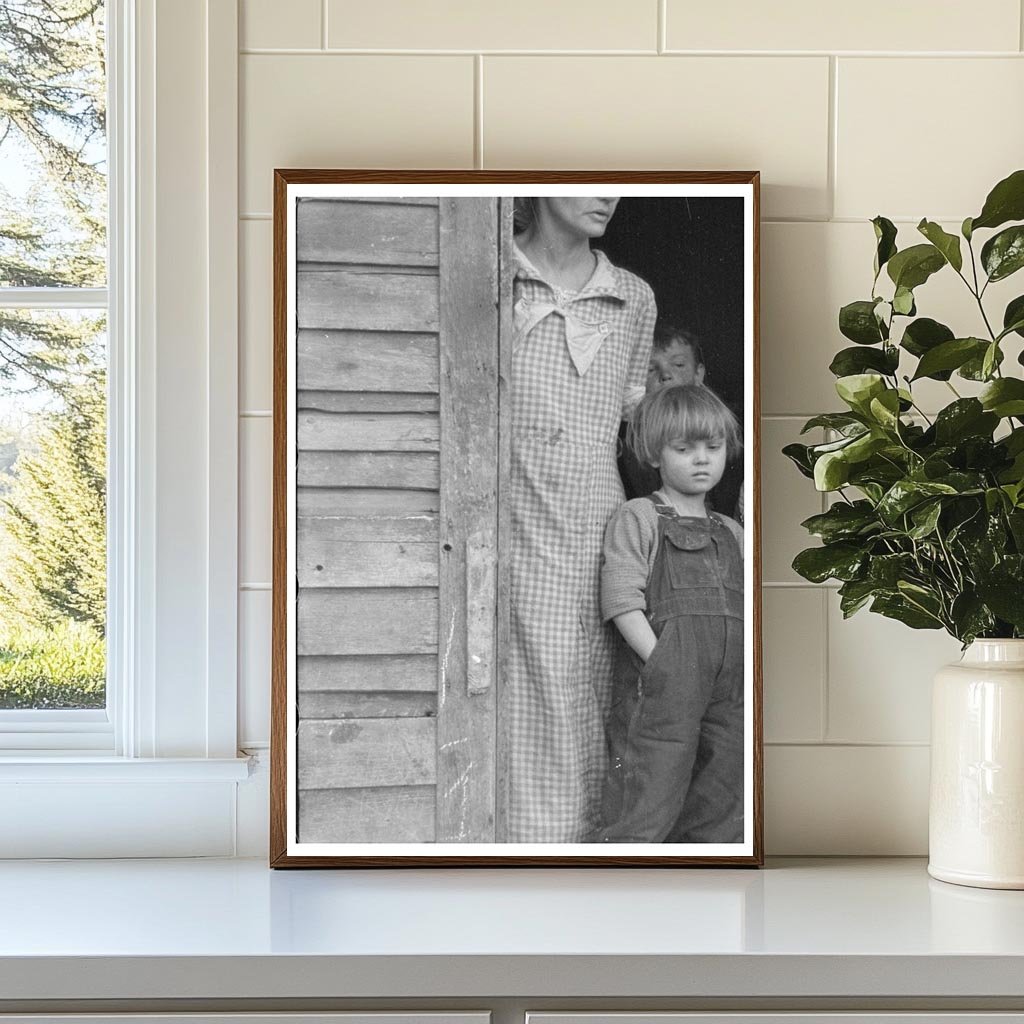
(0, 0, 110, 748)
(0, 0, 246, 857)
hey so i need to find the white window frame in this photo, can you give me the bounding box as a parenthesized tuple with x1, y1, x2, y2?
(0, 0, 249, 857)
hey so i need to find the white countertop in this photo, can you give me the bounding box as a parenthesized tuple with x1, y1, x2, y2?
(2, 857, 1024, 1002)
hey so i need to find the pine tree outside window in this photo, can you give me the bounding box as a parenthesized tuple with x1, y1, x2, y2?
(0, 1, 109, 739)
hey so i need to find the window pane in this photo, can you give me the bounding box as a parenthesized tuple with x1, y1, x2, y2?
(0, 309, 106, 709)
(0, 1, 107, 289)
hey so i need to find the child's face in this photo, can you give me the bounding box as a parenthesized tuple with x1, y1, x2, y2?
(647, 340, 706, 393)
(539, 197, 620, 239)
(654, 435, 727, 497)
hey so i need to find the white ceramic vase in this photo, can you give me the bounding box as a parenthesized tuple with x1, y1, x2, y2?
(929, 639, 1024, 889)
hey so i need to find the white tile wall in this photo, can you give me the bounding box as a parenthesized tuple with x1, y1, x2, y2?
(240, 54, 475, 213)
(835, 58, 1024, 220)
(326, 0, 658, 51)
(240, 219, 272, 412)
(762, 588, 825, 744)
(239, 590, 271, 749)
(483, 56, 831, 220)
(239, 416, 272, 587)
(665, 0, 1021, 53)
(826, 601, 962, 744)
(235, 1, 1024, 854)
(241, 0, 321, 50)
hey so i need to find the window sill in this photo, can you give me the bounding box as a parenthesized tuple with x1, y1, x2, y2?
(0, 754, 252, 782)
(0, 755, 255, 857)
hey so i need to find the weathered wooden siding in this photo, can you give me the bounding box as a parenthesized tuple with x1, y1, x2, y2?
(295, 196, 443, 843)
(294, 196, 501, 845)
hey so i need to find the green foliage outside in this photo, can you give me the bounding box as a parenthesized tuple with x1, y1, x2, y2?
(0, 1, 107, 708)
(785, 169, 1024, 645)
(0, 619, 104, 708)
(0, 375, 106, 633)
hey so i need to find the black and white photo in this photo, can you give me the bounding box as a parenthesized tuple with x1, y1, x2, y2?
(271, 173, 762, 866)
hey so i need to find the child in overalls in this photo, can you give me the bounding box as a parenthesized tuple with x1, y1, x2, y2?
(593, 383, 745, 844)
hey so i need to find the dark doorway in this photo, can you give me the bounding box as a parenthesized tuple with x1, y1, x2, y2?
(601, 197, 746, 517)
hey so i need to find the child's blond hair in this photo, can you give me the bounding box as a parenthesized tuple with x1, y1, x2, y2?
(628, 383, 741, 469)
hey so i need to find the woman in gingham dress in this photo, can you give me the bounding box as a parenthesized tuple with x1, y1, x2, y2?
(509, 197, 656, 842)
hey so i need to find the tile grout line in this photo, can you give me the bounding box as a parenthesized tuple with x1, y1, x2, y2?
(820, 430, 832, 742)
(765, 740, 931, 748)
(237, 47, 1024, 57)
(1021, 0, 1024, 51)
(657, 0, 666, 54)
(827, 55, 838, 221)
(820, 587, 831, 743)
(321, 0, 328, 50)
(474, 55, 484, 170)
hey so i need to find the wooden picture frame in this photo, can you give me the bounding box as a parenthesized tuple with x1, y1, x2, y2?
(271, 171, 763, 867)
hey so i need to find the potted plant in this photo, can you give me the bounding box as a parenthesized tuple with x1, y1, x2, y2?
(784, 168, 1024, 889)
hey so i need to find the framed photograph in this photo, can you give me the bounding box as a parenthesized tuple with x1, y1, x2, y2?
(270, 171, 762, 866)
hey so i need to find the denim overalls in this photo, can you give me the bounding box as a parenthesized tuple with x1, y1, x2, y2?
(594, 498, 745, 844)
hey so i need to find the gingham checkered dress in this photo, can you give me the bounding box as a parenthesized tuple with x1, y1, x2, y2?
(508, 244, 656, 842)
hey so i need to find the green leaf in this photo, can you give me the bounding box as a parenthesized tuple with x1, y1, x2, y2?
(1003, 295, 1024, 340)
(838, 578, 876, 617)
(933, 470, 986, 494)
(981, 225, 1024, 283)
(908, 500, 942, 539)
(846, 431, 889, 465)
(950, 592, 995, 644)
(871, 594, 943, 630)
(985, 487, 1010, 514)
(976, 581, 1024, 629)
(911, 337, 987, 381)
(980, 378, 1024, 418)
(960, 344, 1004, 381)
(999, 450, 1024, 489)
(877, 479, 958, 523)
(982, 341, 1000, 381)
(872, 216, 898, 277)
(887, 243, 946, 291)
(855, 481, 885, 504)
(835, 373, 886, 413)
(800, 412, 865, 434)
(933, 399, 999, 444)
(829, 345, 899, 378)
(868, 552, 914, 587)
(900, 317, 954, 358)
(868, 389, 902, 430)
(814, 450, 850, 491)
(917, 219, 963, 272)
(1006, 427, 1024, 456)
(782, 442, 815, 479)
(839, 299, 886, 345)
(1008, 508, 1024, 548)
(849, 457, 907, 490)
(800, 500, 879, 543)
(892, 286, 916, 316)
(971, 168, 1024, 233)
(792, 542, 865, 584)
(962, 216, 974, 241)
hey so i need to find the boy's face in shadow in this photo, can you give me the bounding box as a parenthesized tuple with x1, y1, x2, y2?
(647, 339, 706, 393)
